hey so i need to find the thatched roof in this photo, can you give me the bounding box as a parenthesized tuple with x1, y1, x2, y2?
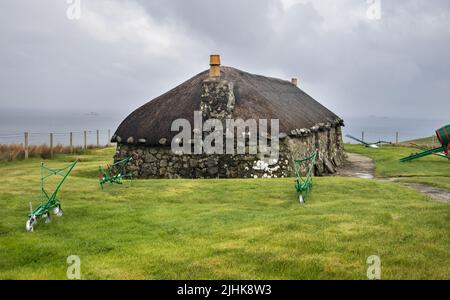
(112, 66, 343, 145)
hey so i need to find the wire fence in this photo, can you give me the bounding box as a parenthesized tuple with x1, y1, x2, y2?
(343, 130, 439, 147)
(0, 129, 113, 147)
(1, 129, 437, 146)
(0, 127, 439, 161)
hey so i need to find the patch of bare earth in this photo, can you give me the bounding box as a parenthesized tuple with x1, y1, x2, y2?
(334, 152, 375, 179)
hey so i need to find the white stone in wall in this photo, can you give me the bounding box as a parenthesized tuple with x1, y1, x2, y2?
(253, 160, 269, 171)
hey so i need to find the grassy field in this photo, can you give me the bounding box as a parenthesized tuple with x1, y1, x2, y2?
(344, 144, 450, 189)
(399, 136, 440, 148)
(0, 143, 87, 162)
(0, 147, 449, 279)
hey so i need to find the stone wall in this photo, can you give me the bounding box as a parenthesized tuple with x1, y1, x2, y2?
(284, 126, 345, 175)
(200, 77, 235, 120)
(113, 124, 344, 179)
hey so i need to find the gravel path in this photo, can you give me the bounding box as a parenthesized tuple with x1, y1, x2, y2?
(383, 179, 450, 204)
(337, 152, 450, 203)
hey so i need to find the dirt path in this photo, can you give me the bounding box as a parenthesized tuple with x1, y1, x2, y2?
(383, 179, 450, 204)
(336, 152, 450, 203)
(335, 152, 375, 179)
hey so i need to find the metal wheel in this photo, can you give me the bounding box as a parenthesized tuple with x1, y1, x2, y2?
(45, 214, 52, 224)
(26, 217, 36, 232)
(299, 194, 304, 204)
(54, 207, 63, 217)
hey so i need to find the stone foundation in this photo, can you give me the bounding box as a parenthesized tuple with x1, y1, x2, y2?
(113, 125, 344, 179)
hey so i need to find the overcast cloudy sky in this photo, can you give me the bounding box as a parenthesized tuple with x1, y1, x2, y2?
(1, 0, 449, 121)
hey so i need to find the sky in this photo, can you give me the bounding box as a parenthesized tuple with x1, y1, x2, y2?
(0, 0, 449, 121)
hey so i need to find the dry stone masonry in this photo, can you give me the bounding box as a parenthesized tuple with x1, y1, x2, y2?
(114, 121, 344, 179)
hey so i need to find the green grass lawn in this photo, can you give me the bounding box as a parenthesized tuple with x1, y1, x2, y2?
(0, 147, 450, 279)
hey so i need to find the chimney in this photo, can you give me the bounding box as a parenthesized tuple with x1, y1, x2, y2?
(291, 78, 298, 87)
(209, 54, 221, 78)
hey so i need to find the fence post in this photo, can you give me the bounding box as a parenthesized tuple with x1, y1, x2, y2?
(50, 133, 54, 159)
(96, 130, 100, 148)
(24, 132, 29, 160)
(362, 131, 365, 142)
(84, 130, 87, 150)
(70, 132, 73, 154)
(396, 132, 399, 144)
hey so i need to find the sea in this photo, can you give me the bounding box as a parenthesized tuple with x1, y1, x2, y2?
(0, 110, 448, 146)
(0, 110, 125, 147)
(342, 116, 448, 144)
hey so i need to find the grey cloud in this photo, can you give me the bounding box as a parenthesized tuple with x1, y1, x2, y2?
(0, 0, 449, 120)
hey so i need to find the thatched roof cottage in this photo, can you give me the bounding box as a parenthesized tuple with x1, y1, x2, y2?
(112, 55, 344, 179)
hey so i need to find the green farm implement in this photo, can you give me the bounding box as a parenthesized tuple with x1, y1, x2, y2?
(99, 156, 133, 189)
(409, 143, 450, 160)
(400, 125, 450, 162)
(294, 150, 318, 204)
(26, 160, 78, 232)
